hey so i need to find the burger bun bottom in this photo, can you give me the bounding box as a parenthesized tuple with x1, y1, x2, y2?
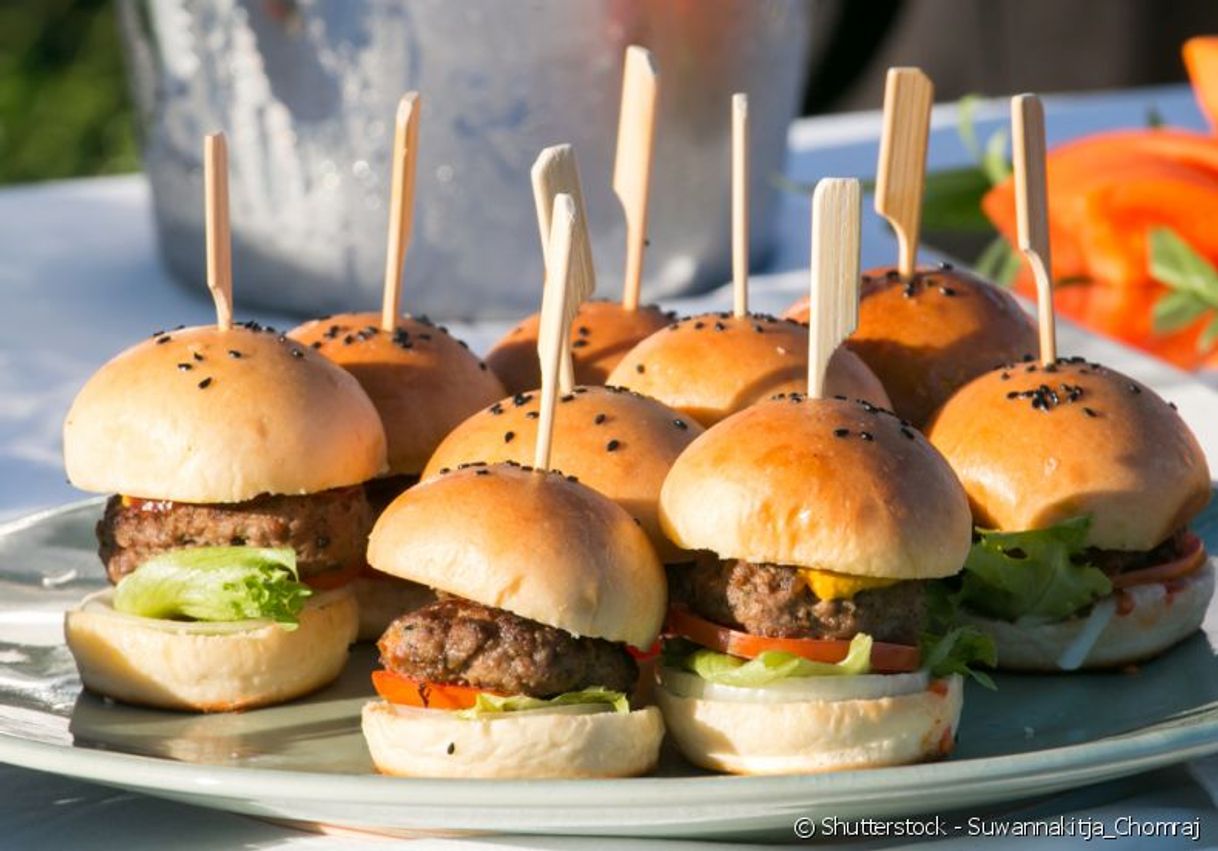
(656, 674, 963, 775)
(961, 561, 1214, 671)
(361, 701, 664, 778)
(64, 588, 358, 712)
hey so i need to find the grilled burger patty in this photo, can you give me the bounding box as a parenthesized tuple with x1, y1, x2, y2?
(96, 486, 373, 583)
(378, 597, 638, 697)
(1082, 528, 1190, 577)
(668, 559, 925, 645)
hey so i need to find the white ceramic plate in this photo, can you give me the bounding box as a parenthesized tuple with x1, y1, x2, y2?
(0, 500, 1217, 839)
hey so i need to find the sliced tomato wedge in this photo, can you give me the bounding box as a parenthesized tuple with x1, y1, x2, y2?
(628, 640, 661, 663)
(666, 607, 921, 674)
(1111, 534, 1206, 590)
(305, 560, 365, 591)
(370, 670, 495, 710)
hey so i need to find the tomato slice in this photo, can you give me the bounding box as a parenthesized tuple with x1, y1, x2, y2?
(1111, 534, 1206, 590)
(370, 670, 495, 710)
(665, 607, 921, 674)
(305, 560, 365, 591)
(628, 640, 661, 663)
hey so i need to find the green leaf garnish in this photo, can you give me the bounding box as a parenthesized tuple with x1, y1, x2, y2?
(113, 546, 312, 629)
(974, 235, 1022, 286)
(455, 687, 629, 719)
(666, 634, 872, 687)
(1148, 227, 1218, 351)
(958, 517, 1112, 622)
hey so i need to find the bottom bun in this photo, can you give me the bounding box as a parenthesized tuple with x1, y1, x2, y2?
(352, 575, 436, 641)
(962, 561, 1215, 671)
(64, 588, 358, 712)
(656, 675, 962, 775)
(362, 701, 665, 778)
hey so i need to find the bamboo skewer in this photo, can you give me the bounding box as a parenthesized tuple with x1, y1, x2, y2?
(1011, 93, 1057, 365)
(874, 67, 934, 279)
(532, 145, 596, 393)
(807, 179, 862, 398)
(731, 93, 750, 317)
(534, 194, 578, 471)
(613, 45, 659, 311)
(203, 133, 233, 331)
(380, 92, 422, 332)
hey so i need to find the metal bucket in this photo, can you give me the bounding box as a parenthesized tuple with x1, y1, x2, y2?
(118, 0, 813, 319)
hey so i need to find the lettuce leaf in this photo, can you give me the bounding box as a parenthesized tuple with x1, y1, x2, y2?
(959, 517, 1112, 622)
(113, 546, 312, 629)
(455, 687, 629, 719)
(922, 625, 997, 689)
(664, 634, 873, 687)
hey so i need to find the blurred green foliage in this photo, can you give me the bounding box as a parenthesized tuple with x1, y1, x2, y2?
(0, 0, 138, 184)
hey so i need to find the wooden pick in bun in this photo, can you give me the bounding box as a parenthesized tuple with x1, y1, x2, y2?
(926, 94, 1213, 672)
(489, 50, 668, 395)
(289, 95, 504, 639)
(783, 264, 1036, 427)
(62, 135, 371, 711)
(361, 188, 666, 779)
(655, 178, 976, 776)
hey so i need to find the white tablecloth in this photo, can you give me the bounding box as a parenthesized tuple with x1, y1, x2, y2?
(3, 84, 1218, 848)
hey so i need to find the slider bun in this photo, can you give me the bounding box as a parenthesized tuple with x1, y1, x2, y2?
(661, 397, 972, 579)
(368, 464, 666, 648)
(656, 674, 963, 775)
(289, 313, 504, 476)
(785, 266, 1037, 426)
(486, 301, 673, 394)
(961, 561, 1214, 671)
(606, 314, 889, 426)
(64, 325, 387, 502)
(362, 702, 664, 778)
(423, 386, 704, 562)
(64, 589, 358, 712)
(927, 360, 1211, 549)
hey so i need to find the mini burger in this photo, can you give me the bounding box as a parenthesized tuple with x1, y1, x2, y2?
(289, 313, 505, 637)
(783, 263, 1037, 427)
(62, 322, 385, 710)
(606, 313, 890, 427)
(656, 395, 988, 774)
(926, 357, 1213, 670)
(486, 301, 675, 394)
(361, 462, 667, 778)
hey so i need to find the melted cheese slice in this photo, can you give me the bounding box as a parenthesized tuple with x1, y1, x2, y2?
(798, 568, 899, 600)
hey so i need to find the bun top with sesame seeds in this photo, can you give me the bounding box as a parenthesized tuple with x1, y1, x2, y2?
(784, 264, 1037, 428)
(289, 312, 504, 477)
(485, 300, 674, 395)
(660, 396, 972, 579)
(368, 462, 666, 647)
(926, 358, 1210, 550)
(606, 312, 890, 427)
(423, 385, 703, 562)
(64, 323, 387, 502)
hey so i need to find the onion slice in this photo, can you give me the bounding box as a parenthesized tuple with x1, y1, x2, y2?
(659, 666, 930, 704)
(1055, 597, 1117, 671)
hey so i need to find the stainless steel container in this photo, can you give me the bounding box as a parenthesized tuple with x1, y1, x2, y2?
(118, 0, 813, 320)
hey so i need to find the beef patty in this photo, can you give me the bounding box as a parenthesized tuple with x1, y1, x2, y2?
(668, 559, 925, 645)
(96, 486, 373, 583)
(1082, 528, 1192, 577)
(378, 597, 638, 697)
(364, 473, 420, 516)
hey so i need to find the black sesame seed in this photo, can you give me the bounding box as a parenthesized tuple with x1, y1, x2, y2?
(192, 352, 204, 362)
(475, 469, 490, 476)
(446, 743, 455, 755)
(177, 363, 192, 371)
(594, 413, 607, 425)
(560, 393, 575, 403)
(833, 428, 850, 438)
(1083, 407, 1098, 418)
(343, 335, 354, 345)
(479, 362, 488, 370)
(900, 427, 916, 440)
(571, 339, 589, 349)
(694, 321, 705, 330)
(635, 364, 645, 374)
(197, 377, 212, 389)
(439, 467, 451, 475)
(1169, 401, 1178, 410)
(606, 439, 621, 452)
(155, 335, 171, 345)
(504, 431, 516, 443)
(939, 286, 957, 296)
(290, 349, 304, 359)
(1129, 383, 1142, 394)
(227, 349, 243, 359)
(859, 431, 874, 441)
(577, 326, 590, 337)
(714, 321, 726, 331)
(310, 341, 323, 349)
(673, 418, 688, 430)
(566, 475, 579, 483)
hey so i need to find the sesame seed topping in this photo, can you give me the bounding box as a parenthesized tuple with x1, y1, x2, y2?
(900, 427, 916, 440)
(1169, 401, 1178, 410)
(572, 339, 589, 349)
(560, 394, 574, 403)
(577, 326, 590, 337)
(475, 469, 490, 476)
(227, 350, 242, 359)
(192, 352, 204, 362)
(833, 428, 850, 438)
(290, 349, 304, 359)
(939, 286, 957, 296)
(859, 431, 874, 441)
(155, 335, 171, 345)
(594, 413, 607, 424)
(1129, 383, 1142, 394)
(310, 341, 322, 349)
(673, 418, 688, 430)
(504, 431, 515, 443)
(1083, 407, 1098, 418)
(525, 411, 539, 419)
(606, 439, 621, 452)
(714, 321, 726, 331)
(197, 377, 212, 389)
(635, 364, 645, 374)
(177, 363, 192, 371)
